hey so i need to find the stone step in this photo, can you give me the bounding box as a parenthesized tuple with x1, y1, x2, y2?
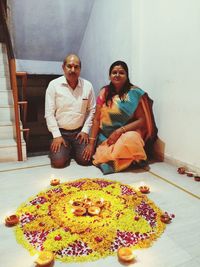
(0, 77, 11, 90)
(0, 139, 27, 162)
(0, 90, 13, 105)
(0, 53, 7, 62)
(0, 70, 9, 77)
(0, 55, 8, 69)
(0, 105, 15, 121)
(0, 120, 22, 126)
(0, 43, 7, 53)
(0, 55, 9, 67)
(0, 124, 24, 139)
(0, 44, 27, 162)
(0, 124, 15, 139)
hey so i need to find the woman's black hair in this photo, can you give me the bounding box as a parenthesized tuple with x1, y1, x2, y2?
(105, 61, 133, 106)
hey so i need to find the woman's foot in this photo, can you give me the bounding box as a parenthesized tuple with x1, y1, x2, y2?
(132, 160, 150, 171)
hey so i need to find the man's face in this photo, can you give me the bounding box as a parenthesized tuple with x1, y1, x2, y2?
(62, 55, 81, 85)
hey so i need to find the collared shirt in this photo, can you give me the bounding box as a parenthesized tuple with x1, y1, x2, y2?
(45, 76, 96, 138)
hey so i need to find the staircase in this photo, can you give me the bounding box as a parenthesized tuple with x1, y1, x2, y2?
(0, 43, 27, 162)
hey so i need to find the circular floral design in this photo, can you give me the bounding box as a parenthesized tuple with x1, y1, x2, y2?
(14, 178, 166, 263)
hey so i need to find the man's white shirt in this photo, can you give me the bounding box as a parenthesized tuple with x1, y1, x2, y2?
(45, 76, 96, 138)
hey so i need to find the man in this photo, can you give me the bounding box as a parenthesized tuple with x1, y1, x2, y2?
(45, 54, 96, 168)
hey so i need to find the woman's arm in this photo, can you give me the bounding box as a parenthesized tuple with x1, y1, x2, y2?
(123, 100, 146, 132)
(106, 100, 146, 145)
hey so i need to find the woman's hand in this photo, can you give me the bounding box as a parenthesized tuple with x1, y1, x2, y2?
(76, 132, 89, 144)
(107, 128, 123, 146)
(82, 143, 95, 161)
(51, 137, 67, 153)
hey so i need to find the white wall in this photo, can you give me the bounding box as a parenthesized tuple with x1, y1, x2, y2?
(80, 0, 200, 170)
(137, 0, 200, 170)
(8, 0, 200, 169)
(9, 0, 95, 74)
(79, 0, 137, 94)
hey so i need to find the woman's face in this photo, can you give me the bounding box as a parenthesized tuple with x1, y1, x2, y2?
(109, 65, 127, 91)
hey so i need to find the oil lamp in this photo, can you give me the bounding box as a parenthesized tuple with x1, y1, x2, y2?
(88, 206, 101, 216)
(139, 182, 150, 194)
(5, 214, 19, 226)
(117, 247, 135, 262)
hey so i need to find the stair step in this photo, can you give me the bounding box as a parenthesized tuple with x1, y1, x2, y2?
(0, 57, 8, 65)
(0, 124, 15, 139)
(0, 43, 7, 54)
(0, 44, 27, 162)
(0, 71, 9, 78)
(0, 77, 11, 90)
(0, 120, 23, 126)
(0, 57, 8, 64)
(0, 106, 15, 121)
(0, 120, 14, 126)
(0, 90, 13, 105)
(0, 139, 27, 162)
(0, 138, 25, 147)
(0, 124, 24, 139)
(0, 57, 9, 76)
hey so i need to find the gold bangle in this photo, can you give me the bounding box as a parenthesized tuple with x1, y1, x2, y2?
(89, 137, 96, 140)
(121, 126, 126, 133)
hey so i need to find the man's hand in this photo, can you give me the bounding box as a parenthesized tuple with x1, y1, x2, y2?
(76, 132, 89, 144)
(50, 137, 67, 153)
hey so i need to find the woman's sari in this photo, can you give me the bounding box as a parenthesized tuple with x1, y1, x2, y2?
(93, 86, 148, 174)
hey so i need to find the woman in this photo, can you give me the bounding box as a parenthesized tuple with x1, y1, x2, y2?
(83, 61, 157, 174)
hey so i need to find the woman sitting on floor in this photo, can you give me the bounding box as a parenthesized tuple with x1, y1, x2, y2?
(83, 60, 157, 174)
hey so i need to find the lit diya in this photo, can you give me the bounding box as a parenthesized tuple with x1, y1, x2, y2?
(72, 201, 83, 207)
(95, 199, 104, 208)
(72, 207, 86, 216)
(83, 197, 92, 208)
(117, 247, 135, 262)
(139, 185, 150, 194)
(185, 171, 195, 177)
(194, 175, 200, 182)
(160, 214, 172, 224)
(88, 206, 101, 216)
(177, 167, 186, 174)
(50, 178, 60, 186)
(5, 214, 19, 226)
(35, 251, 54, 266)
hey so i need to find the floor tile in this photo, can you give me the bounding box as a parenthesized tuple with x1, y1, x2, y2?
(0, 157, 199, 267)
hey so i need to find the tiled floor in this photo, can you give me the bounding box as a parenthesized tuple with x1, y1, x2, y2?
(0, 156, 199, 267)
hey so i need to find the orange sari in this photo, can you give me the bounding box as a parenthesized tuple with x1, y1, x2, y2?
(92, 87, 157, 174)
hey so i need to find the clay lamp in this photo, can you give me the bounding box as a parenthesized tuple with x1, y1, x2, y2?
(139, 184, 150, 194)
(177, 167, 186, 174)
(35, 251, 54, 266)
(72, 207, 86, 216)
(194, 175, 200, 182)
(5, 214, 19, 226)
(50, 179, 60, 186)
(117, 247, 135, 262)
(72, 201, 83, 207)
(83, 198, 92, 208)
(95, 198, 104, 208)
(160, 214, 172, 224)
(185, 171, 195, 177)
(88, 206, 101, 216)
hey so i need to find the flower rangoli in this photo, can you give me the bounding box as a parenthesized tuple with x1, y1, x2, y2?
(14, 178, 166, 263)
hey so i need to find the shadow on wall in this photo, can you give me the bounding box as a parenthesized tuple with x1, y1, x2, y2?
(153, 138, 165, 162)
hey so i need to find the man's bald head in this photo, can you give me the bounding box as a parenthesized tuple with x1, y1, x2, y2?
(63, 54, 81, 68)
